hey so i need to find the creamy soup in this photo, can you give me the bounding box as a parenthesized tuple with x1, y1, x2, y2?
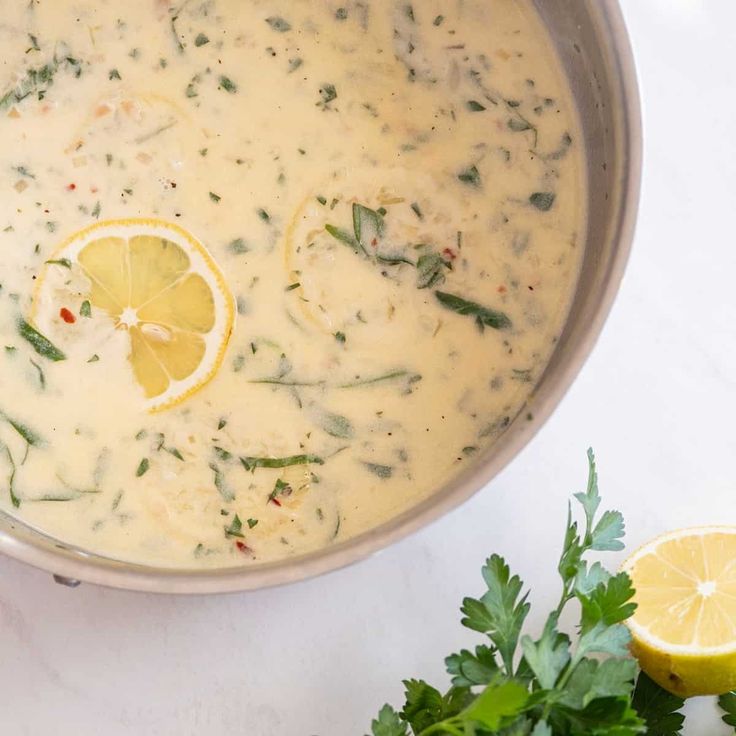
(0, 0, 584, 568)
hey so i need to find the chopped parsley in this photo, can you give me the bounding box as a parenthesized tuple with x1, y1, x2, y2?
(224, 514, 245, 538)
(529, 192, 556, 211)
(218, 76, 237, 94)
(458, 165, 481, 188)
(266, 16, 292, 32)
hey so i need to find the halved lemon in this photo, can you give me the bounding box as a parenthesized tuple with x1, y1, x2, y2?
(32, 219, 235, 412)
(622, 526, 736, 696)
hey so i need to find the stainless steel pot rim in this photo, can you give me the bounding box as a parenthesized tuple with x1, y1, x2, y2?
(0, 0, 642, 594)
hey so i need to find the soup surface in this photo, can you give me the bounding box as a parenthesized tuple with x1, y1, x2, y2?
(0, 0, 584, 568)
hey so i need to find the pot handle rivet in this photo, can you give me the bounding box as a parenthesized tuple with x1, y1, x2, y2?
(53, 574, 81, 588)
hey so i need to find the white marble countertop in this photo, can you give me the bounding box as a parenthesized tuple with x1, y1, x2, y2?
(1, 2, 734, 734)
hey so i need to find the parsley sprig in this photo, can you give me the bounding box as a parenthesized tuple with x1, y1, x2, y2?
(367, 450, 694, 736)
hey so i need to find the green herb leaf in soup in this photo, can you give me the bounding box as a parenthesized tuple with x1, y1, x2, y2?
(435, 292, 512, 331)
(325, 224, 363, 255)
(352, 203, 385, 251)
(265, 16, 292, 32)
(0, 409, 42, 446)
(17, 319, 66, 361)
(316, 410, 354, 439)
(458, 165, 482, 188)
(362, 462, 393, 479)
(416, 250, 448, 289)
(240, 454, 324, 472)
(529, 192, 556, 211)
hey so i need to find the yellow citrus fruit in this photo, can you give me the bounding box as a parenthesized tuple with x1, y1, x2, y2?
(622, 526, 736, 696)
(32, 218, 234, 411)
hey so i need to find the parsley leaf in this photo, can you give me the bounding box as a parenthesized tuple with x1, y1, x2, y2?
(520, 617, 570, 689)
(0, 410, 41, 446)
(240, 454, 324, 471)
(400, 680, 444, 734)
(461, 554, 530, 673)
(531, 722, 552, 736)
(17, 318, 66, 361)
(316, 410, 354, 439)
(572, 449, 625, 551)
(458, 164, 482, 188)
(352, 202, 384, 249)
(325, 223, 364, 255)
(575, 561, 611, 596)
(463, 680, 528, 730)
(266, 16, 291, 32)
(575, 621, 631, 661)
(560, 658, 638, 709)
(445, 645, 499, 687)
(633, 673, 685, 735)
(591, 509, 626, 551)
(719, 692, 736, 730)
(435, 291, 512, 331)
(579, 572, 637, 632)
(573, 447, 601, 530)
(561, 696, 645, 733)
(529, 192, 556, 211)
(416, 251, 448, 289)
(218, 76, 237, 94)
(224, 514, 245, 538)
(369, 704, 407, 736)
(318, 83, 337, 107)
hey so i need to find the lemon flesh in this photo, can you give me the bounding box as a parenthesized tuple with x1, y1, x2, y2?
(623, 527, 736, 696)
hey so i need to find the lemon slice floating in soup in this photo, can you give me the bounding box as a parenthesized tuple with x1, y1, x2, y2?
(31, 219, 235, 411)
(284, 167, 464, 336)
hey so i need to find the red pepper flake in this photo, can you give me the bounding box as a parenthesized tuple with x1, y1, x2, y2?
(66, 183, 76, 191)
(371, 238, 378, 248)
(270, 497, 282, 507)
(497, 285, 507, 294)
(442, 247, 457, 261)
(235, 540, 252, 554)
(59, 307, 76, 324)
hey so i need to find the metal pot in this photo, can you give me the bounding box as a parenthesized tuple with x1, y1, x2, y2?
(0, 0, 641, 593)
